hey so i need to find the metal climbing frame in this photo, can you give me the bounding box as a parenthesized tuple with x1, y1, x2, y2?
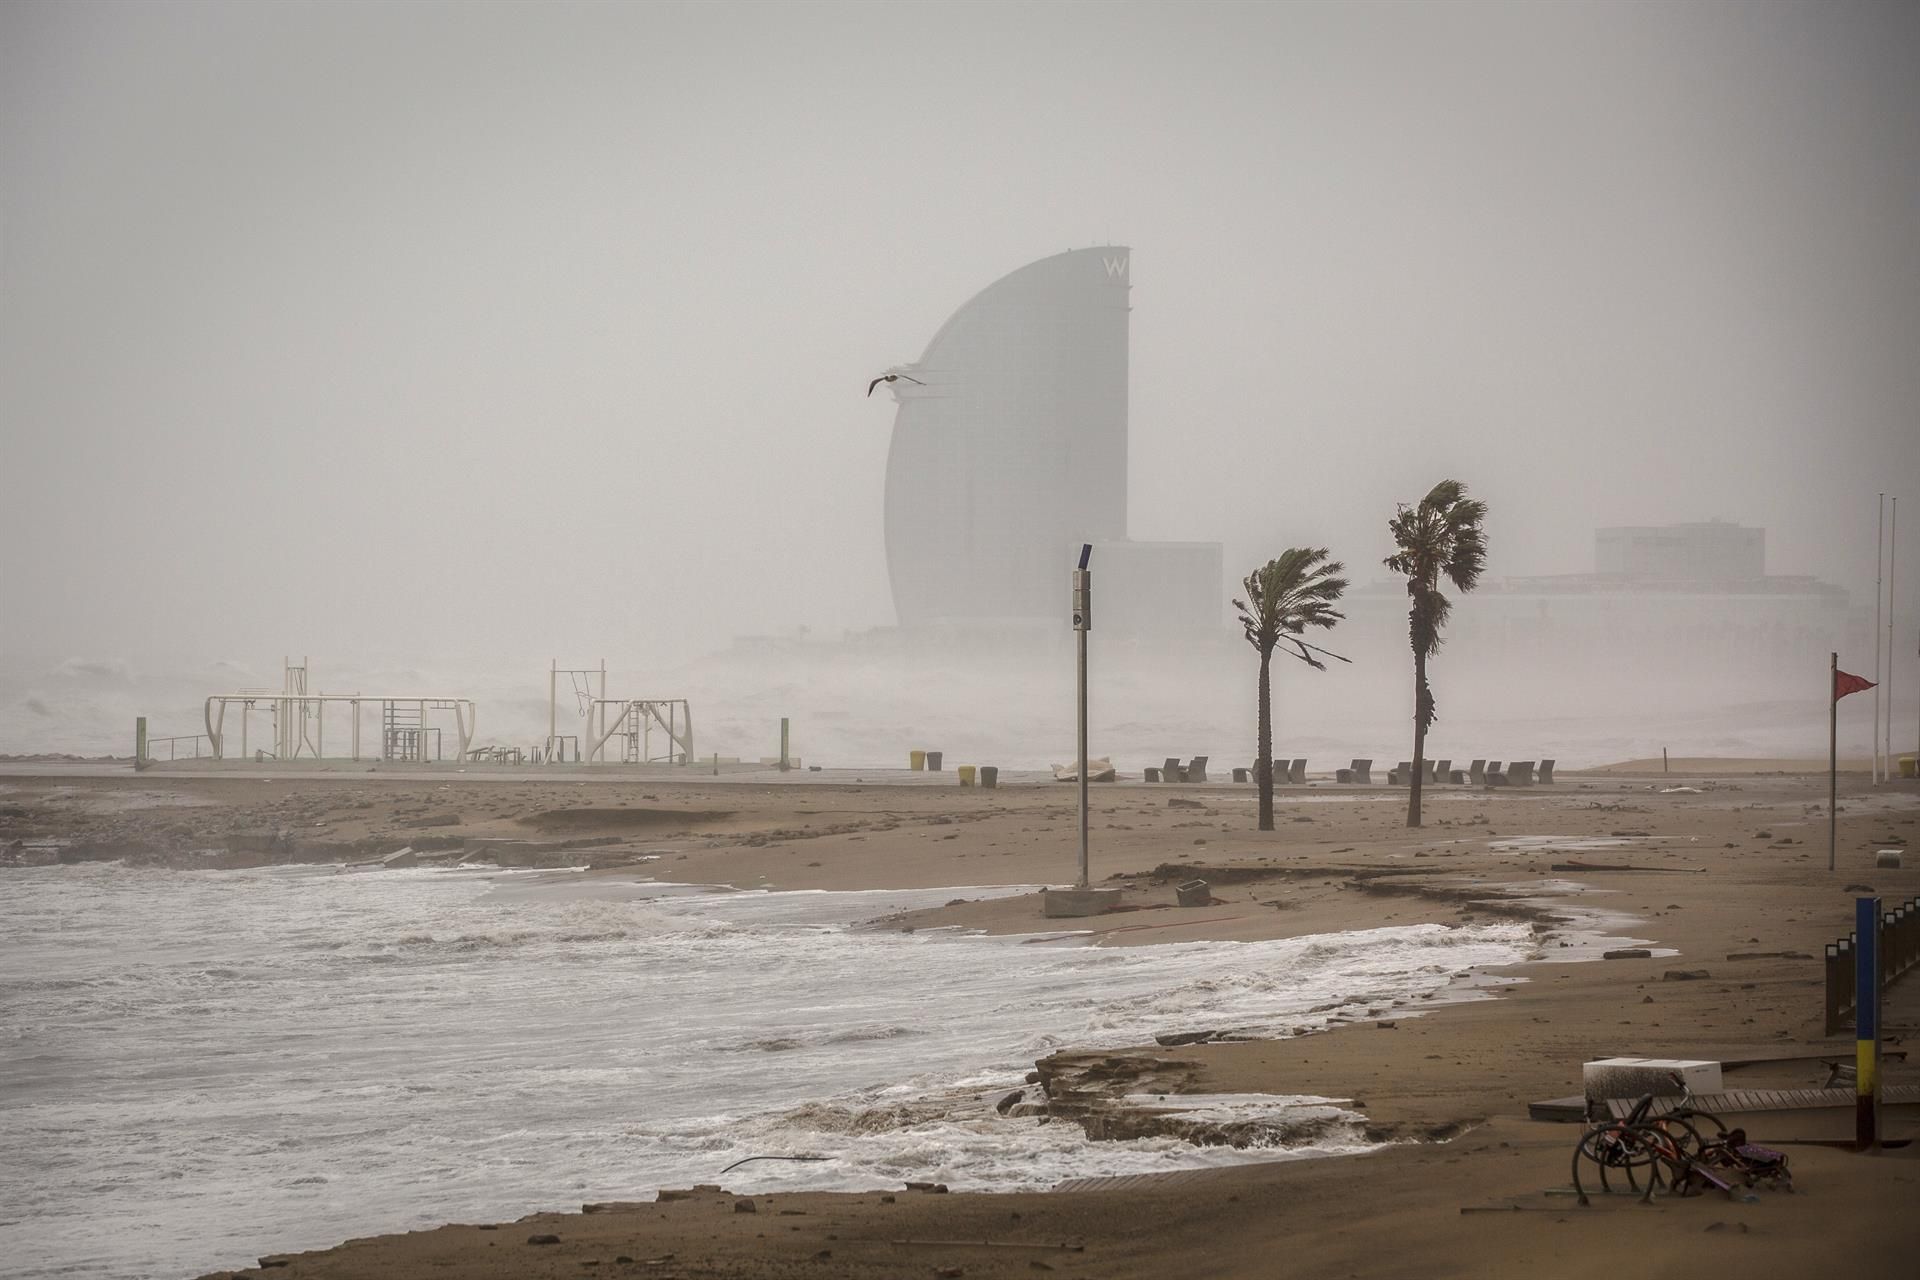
(587, 699, 694, 765)
(203, 690, 475, 762)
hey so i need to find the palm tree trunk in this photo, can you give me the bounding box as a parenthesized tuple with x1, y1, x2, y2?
(1257, 647, 1274, 831)
(1408, 646, 1426, 828)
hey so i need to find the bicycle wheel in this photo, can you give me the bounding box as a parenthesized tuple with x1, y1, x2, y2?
(1675, 1107, 1728, 1143)
(1619, 1124, 1694, 1199)
(1573, 1125, 1660, 1204)
(1656, 1116, 1710, 1161)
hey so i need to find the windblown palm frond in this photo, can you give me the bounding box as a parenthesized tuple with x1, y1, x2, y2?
(1235, 547, 1348, 668)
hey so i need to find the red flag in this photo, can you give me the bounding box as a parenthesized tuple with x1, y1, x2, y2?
(1835, 669, 1876, 701)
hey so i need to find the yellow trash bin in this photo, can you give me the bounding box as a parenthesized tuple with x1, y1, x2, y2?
(1900, 754, 1917, 779)
(910, 749, 926, 771)
(958, 765, 976, 787)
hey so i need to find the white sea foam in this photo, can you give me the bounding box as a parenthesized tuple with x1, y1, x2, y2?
(0, 864, 1533, 1280)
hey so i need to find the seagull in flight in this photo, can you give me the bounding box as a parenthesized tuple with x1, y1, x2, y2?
(866, 372, 925, 397)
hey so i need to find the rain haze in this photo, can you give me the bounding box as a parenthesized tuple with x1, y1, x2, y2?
(3, 0, 1917, 761)
(8, 8, 1920, 1279)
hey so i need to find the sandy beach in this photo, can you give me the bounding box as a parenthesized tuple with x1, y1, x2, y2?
(5, 761, 1918, 1277)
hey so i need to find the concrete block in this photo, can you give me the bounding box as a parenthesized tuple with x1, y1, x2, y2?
(1042, 888, 1122, 918)
(1877, 849, 1903, 869)
(1175, 879, 1212, 907)
(1582, 1057, 1722, 1103)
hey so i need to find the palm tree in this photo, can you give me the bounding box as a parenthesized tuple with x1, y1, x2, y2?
(1384, 480, 1489, 828)
(1235, 548, 1349, 831)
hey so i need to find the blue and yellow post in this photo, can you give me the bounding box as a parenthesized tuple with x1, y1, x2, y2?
(1856, 895, 1881, 1150)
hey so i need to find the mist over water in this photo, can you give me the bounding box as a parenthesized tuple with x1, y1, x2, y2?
(0, 864, 1532, 1280)
(1, 642, 1908, 770)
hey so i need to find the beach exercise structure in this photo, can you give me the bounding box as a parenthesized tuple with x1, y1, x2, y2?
(585, 698, 694, 765)
(200, 659, 476, 763)
(547, 659, 694, 765)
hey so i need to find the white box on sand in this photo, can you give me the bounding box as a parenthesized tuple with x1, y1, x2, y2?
(1583, 1057, 1722, 1102)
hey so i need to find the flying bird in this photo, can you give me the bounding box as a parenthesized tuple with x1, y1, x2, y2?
(866, 372, 925, 397)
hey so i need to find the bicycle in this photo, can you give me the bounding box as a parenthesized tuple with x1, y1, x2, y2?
(1570, 1074, 1728, 1205)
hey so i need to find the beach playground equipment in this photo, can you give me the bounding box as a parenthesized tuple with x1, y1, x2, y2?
(548, 660, 694, 765)
(196, 658, 477, 763)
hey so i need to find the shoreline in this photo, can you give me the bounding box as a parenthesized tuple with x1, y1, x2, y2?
(4, 765, 1917, 1277)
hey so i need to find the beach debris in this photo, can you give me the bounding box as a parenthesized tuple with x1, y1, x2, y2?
(1154, 1029, 1218, 1046)
(1877, 850, 1903, 868)
(717, 1154, 831, 1174)
(1843, 884, 1876, 893)
(904, 1181, 950, 1193)
(1167, 797, 1203, 809)
(1051, 757, 1114, 783)
(1660, 786, 1703, 794)
(527, 1233, 562, 1244)
(1175, 878, 1212, 907)
(733, 1199, 757, 1213)
(1602, 948, 1653, 959)
(1663, 969, 1711, 981)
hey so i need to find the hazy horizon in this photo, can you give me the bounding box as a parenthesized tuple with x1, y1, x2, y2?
(4, 1, 1917, 719)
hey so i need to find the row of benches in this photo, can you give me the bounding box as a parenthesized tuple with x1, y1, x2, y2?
(1147, 757, 1556, 785)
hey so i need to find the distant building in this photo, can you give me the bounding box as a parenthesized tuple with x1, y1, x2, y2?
(1345, 520, 1852, 683)
(879, 247, 1220, 635)
(1595, 520, 1765, 581)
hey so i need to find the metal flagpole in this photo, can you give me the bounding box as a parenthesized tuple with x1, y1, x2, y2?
(1830, 652, 1839, 873)
(1072, 544, 1092, 889)
(1886, 496, 1896, 778)
(1873, 494, 1884, 783)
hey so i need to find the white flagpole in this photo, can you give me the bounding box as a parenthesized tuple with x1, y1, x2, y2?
(1887, 496, 1896, 778)
(1874, 494, 1884, 782)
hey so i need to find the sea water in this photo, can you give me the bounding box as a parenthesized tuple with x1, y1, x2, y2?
(0, 863, 1533, 1280)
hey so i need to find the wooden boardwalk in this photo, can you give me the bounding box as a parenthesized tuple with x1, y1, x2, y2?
(1607, 1085, 1920, 1120)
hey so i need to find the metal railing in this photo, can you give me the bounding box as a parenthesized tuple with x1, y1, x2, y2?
(1825, 896, 1920, 1035)
(144, 734, 212, 761)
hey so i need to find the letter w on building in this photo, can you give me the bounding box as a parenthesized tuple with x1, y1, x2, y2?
(1103, 256, 1128, 279)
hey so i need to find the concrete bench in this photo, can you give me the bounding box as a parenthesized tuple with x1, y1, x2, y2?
(1336, 758, 1373, 784)
(1539, 759, 1555, 784)
(1387, 760, 1414, 785)
(1507, 760, 1536, 786)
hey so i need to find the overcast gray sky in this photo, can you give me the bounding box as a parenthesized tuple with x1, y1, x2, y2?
(3, 0, 1916, 668)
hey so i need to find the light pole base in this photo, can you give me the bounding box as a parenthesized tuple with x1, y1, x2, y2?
(1042, 887, 1122, 918)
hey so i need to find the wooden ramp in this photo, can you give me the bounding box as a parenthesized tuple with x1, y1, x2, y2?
(1608, 1085, 1920, 1120)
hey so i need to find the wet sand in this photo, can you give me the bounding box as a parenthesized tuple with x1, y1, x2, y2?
(4, 763, 1918, 1277)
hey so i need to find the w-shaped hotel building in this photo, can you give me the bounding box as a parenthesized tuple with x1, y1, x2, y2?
(877, 247, 1221, 639)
